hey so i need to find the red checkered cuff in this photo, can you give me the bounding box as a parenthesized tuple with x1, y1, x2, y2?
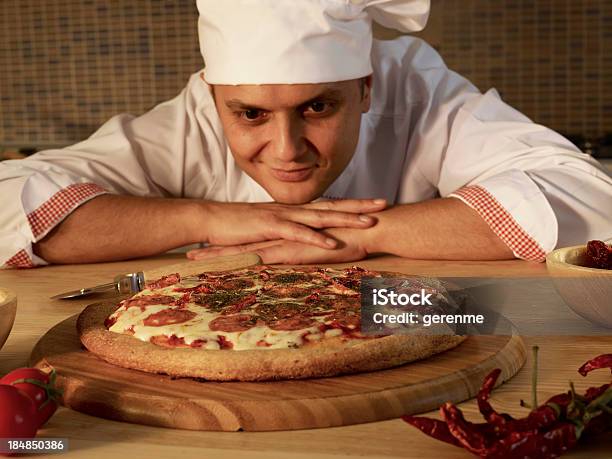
(450, 185, 547, 262)
(3, 183, 108, 269)
(4, 249, 36, 268)
(26, 183, 108, 240)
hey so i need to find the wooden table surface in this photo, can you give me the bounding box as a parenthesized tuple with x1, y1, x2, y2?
(1, 254, 611, 458)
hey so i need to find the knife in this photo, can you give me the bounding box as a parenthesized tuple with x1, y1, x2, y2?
(50, 253, 262, 300)
(50, 272, 145, 300)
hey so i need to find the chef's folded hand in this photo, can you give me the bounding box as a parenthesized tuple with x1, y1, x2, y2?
(187, 227, 368, 265)
(198, 199, 386, 250)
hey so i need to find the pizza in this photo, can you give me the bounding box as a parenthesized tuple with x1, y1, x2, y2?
(77, 265, 466, 381)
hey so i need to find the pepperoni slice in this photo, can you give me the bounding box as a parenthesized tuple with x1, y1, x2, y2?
(269, 316, 315, 331)
(332, 276, 361, 292)
(217, 335, 234, 349)
(173, 292, 193, 307)
(344, 266, 367, 275)
(173, 283, 215, 294)
(320, 267, 374, 292)
(190, 339, 206, 348)
(258, 270, 272, 281)
(143, 309, 197, 326)
(149, 334, 186, 347)
(145, 273, 180, 290)
(208, 314, 257, 332)
(123, 294, 177, 310)
(326, 313, 361, 331)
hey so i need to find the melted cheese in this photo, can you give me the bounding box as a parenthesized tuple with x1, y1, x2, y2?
(109, 301, 329, 351)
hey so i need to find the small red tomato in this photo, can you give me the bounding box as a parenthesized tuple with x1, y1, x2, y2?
(0, 385, 38, 438)
(0, 368, 60, 426)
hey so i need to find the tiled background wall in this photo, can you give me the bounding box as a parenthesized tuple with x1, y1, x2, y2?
(0, 0, 202, 147)
(1, 0, 611, 149)
(417, 0, 612, 142)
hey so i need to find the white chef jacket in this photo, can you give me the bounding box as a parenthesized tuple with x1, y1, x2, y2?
(1, 37, 611, 268)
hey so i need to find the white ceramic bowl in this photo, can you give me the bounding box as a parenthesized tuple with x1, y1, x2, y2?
(0, 288, 17, 349)
(0, 288, 17, 350)
(546, 245, 612, 328)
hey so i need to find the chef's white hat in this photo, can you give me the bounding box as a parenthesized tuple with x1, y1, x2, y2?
(197, 0, 430, 85)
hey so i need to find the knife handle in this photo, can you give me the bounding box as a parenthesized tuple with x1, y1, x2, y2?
(114, 272, 145, 294)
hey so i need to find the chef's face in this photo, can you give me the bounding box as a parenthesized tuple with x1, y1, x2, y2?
(210, 77, 372, 204)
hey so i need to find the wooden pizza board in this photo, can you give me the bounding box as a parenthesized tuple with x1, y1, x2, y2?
(31, 317, 525, 431)
(30, 255, 526, 431)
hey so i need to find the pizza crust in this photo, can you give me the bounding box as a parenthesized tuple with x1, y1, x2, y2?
(78, 302, 466, 381)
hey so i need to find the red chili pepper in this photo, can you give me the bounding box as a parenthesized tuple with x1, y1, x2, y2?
(584, 384, 610, 402)
(477, 369, 515, 428)
(486, 422, 578, 459)
(440, 402, 498, 455)
(478, 368, 563, 434)
(578, 354, 612, 376)
(400, 415, 463, 447)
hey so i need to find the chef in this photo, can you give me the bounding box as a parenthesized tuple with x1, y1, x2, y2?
(1, 0, 611, 268)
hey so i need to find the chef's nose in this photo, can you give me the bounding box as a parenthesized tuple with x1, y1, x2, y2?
(271, 115, 306, 162)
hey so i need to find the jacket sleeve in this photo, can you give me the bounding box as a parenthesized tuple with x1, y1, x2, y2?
(404, 41, 612, 261)
(0, 71, 215, 268)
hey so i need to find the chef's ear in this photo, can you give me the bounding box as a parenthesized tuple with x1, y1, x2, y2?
(360, 75, 372, 113)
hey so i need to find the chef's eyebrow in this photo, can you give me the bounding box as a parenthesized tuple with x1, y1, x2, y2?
(225, 89, 345, 111)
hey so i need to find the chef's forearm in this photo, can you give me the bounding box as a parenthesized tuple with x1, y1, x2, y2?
(33, 194, 207, 264)
(362, 198, 515, 260)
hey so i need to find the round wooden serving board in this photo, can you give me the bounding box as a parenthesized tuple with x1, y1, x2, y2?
(30, 314, 526, 431)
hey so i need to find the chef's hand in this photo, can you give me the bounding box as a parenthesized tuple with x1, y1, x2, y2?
(199, 199, 385, 250)
(187, 227, 369, 264)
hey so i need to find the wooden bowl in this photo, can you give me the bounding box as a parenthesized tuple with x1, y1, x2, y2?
(0, 288, 17, 350)
(546, 245, 612, 328)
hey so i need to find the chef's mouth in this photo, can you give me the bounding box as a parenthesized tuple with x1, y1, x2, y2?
(269, 166, 316, 182)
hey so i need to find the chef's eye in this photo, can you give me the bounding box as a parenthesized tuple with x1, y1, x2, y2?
(238, 109, 266, 122)
(306, 102, 329, 114)
(303, 101, 335, 117)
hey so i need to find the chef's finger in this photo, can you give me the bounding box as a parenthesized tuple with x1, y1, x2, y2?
(187, 246, 243, 260)
(187, 241, 277, 260)
(196, 243, 288, 264)
(303, 198, 387, 213)
(249, 243, 317, 265)
(225, 244, 289, 265)
(189, 250, 240, 260)
(286, 208, 377, 229)
(270, 222, 338, 249)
